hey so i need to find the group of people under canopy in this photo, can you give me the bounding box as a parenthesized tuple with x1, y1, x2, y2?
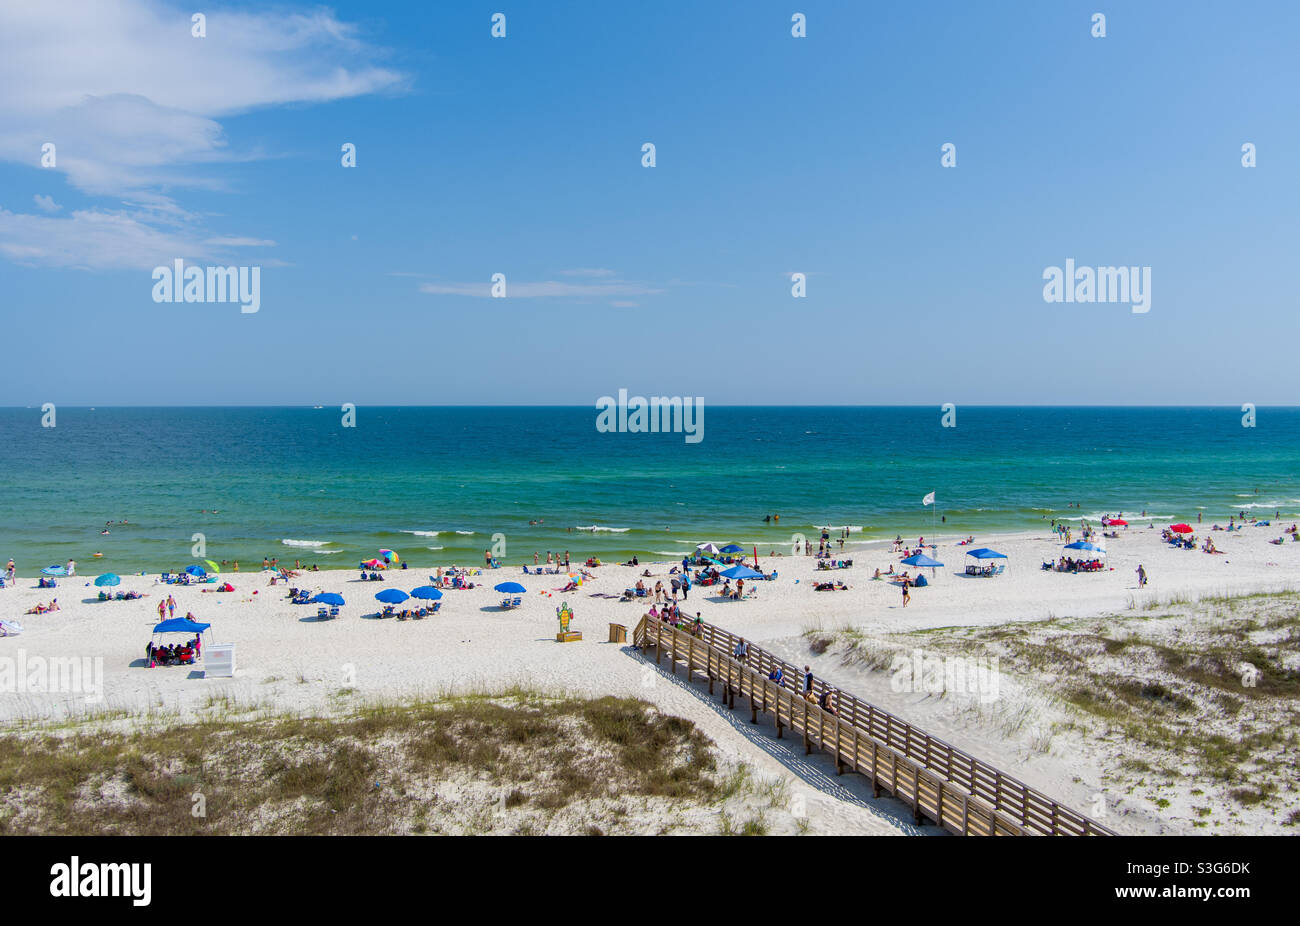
(145, 617, 209, 667)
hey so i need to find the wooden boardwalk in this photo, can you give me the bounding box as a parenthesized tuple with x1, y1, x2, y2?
(632, 616, 1113, 836)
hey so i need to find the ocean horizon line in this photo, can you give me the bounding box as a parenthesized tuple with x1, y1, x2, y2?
(3, 404, 1298, 411)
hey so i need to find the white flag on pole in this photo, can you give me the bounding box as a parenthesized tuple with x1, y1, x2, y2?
(922, 492, 935, 506)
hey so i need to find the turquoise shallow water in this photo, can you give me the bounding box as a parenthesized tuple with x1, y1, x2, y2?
(1, 406, 1297, 573)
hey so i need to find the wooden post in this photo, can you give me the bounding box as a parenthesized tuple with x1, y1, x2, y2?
(912, 769, 923, 826)
(654, 623, 661, 664)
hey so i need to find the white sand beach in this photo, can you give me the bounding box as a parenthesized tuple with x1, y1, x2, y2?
(2, 521, 1297, 835)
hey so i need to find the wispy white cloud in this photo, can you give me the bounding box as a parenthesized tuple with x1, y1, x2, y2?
(33, 194, 61, 213)
(0, 0, 405, 269)
(205, 236, 277, 248)
(0, 207, 210, 271)
(419, 278, 664, 299)
(558, 268, 617, 278)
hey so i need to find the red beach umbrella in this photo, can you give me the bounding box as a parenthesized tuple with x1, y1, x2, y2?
(1108, 519, 1127, 526)
(1170, 523, 1193, 533)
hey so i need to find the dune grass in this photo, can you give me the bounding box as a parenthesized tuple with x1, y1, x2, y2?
(0, 690, 739, 835)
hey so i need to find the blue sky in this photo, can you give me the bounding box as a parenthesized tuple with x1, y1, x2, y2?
(1, 1, 1297, 405)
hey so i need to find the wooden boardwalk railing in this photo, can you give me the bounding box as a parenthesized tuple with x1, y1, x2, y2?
(632, 616, 1113, 836)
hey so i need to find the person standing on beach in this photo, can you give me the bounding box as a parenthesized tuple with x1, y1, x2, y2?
(680, 572, 690, 599)
(1136, 564, 1147, 587)
(158, 599, 166, 620)
(902, 583, 911, 607)
(167, 595, 176, 618)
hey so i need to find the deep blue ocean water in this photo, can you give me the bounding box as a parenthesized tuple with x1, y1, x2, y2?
(1, 406, 1297, 573)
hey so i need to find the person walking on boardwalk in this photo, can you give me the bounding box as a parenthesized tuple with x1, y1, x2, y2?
(803, 665, 815, 701)
(733, 637, 749, 665)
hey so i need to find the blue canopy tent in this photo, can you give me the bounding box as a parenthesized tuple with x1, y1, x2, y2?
(409, 586, 443, 601)
(41, 565, 66, 576)
(153, 617, 211, 634)
(719, 543, 745, 555)
(493, 582, 526, 594)
(721, 564, 763, 580)
(1064, 541, 1106, 555)
(964, 548, 1006, 576)
(311, 592, 345, 606)
(375, 588, 409, 604)
(94, 573, 121, 587)
(148, 617, 210, 667)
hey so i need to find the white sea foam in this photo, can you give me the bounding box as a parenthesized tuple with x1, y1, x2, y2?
(427, 546, 444, 551)
(282, 539, 330, 547)
(455, 530, 475, 535)
(574, 525, 630, 533)
(401, 530, 443, 537)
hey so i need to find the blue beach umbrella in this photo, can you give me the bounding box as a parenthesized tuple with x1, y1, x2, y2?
(964, 548, 1007, 560)
(311, 592, 345, 606)
(494, 581, 526, 594)
(719, 543, 745, 554)
(94, 573, 121, 587)
(410, 586, 443, 601)
(184, 565, 207, 577)
(375, 588, 409, 604)
(901, 553, 944, 568)
(721, 564, 763, 580)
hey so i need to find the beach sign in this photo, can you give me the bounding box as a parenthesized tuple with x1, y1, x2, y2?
(204, 643, 235, 678)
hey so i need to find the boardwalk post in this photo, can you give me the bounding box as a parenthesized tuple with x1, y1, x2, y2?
(803, 702, 811, 756)
(913, 769, 923, 826)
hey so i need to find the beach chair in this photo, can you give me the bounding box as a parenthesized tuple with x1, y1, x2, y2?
(382, 605, 396, 618)
(993, 564, 1005, 575)
(430, 601, 442, 614)
(329, 605, 340, 618)
(316, 606, 329, 619)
